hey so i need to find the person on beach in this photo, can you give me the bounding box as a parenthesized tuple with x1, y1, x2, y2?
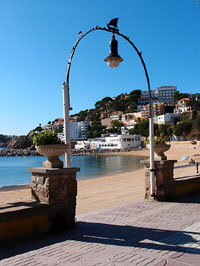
(189, 158, 195, 165)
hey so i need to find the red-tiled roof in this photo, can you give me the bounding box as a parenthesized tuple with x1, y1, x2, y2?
(179, 98, 190, 101)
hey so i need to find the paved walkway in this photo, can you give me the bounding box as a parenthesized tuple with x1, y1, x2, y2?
(1, 194, 200, 265)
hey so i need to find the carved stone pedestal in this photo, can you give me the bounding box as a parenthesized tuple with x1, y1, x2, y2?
(143, 160, 177, 201)
(28, 167, 80, 231)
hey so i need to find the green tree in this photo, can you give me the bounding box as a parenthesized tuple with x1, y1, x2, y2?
(167, 126, 173, 137)
(128, 119, 149, 138)
(173, 123, 183, 137)
(95, 97, 113, 110)
(154, 123, 160, 137)
(33, 123, 43, 132)
(195, 115, 200, 132)
(109, 120, 124, 134)
(128, 127, 138, 135)
(79, 110, 89, 121)
(173, 119, 192, 139)
(87, 120, 106, 138)
(137, 119, 149, 138)
(159, 123, 171, 137)
(129, 89, 141, 99)
(155, 123, 172, 142)
(189, 99, 200, 112)
(174, 91, 189, 100)
(87, 109, 100, 121)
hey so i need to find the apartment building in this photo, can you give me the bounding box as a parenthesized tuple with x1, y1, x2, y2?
(44, 119, 90, 141)
(70, 121, 90, 140)
(141, 103, 166, 119)
(79, 121, 90, 139)
(157, 86, 177, 101)
(140, 90, 158, 101)
(139, 86, 177, 105)
(70, 122, 79, 140)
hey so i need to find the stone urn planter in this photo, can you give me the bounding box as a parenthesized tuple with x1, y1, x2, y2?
(36, 144, 68, 168)
(154, 144, 171, 160)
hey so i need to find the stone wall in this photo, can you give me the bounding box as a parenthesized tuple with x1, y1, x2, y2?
(144, 160, 200, 201)
(29, 167, 79, 231)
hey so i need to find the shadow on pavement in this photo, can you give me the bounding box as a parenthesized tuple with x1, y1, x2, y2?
(1, 221, 200, 260)
(175, 191, 200, 204)
(0, 201, 40, 211)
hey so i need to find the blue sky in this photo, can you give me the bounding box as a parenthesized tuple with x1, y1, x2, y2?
(0, 0, 200, 135)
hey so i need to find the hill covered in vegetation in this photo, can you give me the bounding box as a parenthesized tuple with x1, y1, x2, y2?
(72, 89, 141, 122)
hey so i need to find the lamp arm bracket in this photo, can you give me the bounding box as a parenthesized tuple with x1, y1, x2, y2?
(66, 25, 152, 101)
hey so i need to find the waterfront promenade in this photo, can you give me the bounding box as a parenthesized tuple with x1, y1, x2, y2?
(1, 144, 200, 265)
(0, 192, 200, 265)
(0, 160, 199, 215)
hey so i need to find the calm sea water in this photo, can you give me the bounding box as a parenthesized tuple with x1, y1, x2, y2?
(0, 155, 148, 187)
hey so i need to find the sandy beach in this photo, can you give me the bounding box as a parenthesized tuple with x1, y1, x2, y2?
(76, 142, 200, 214)
(1, 142, 200, 215)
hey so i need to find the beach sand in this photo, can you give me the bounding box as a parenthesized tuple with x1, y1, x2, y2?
(1, 142, 200, 214)
(77, 145, 200, 214)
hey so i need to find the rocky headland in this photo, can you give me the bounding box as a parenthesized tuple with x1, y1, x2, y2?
(0, 148, 39, 157)
(0, 134, 39, 156)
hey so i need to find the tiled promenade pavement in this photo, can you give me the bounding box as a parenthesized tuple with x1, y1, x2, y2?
(1, 193, 200, 266)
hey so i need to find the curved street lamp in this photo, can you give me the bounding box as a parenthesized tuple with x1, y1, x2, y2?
(63, 19, 155, 196)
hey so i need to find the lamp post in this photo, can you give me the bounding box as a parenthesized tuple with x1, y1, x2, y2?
(63, 19, 155, 196)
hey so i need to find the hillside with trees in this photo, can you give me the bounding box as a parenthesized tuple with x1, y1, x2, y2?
(128, 115, 200, 141)
(71, 90, 141, 138)
(72, 89, 141, 122)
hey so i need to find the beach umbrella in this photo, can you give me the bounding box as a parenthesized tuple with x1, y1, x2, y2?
(181, 156, 189, 161)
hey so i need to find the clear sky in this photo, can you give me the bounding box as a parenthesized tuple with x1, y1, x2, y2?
(0, 0, 200, 135)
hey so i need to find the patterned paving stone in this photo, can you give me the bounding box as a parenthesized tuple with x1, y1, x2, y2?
(1, 194, 200, 265)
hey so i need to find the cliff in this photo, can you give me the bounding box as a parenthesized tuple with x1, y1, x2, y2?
(0, 135, 12, 147)
(8, 135, 34, 149)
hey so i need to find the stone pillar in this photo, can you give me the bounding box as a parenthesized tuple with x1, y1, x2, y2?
(28, 167, 79, 231)
(143, 160, 177, 201)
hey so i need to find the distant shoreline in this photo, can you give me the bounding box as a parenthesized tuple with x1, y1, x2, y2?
(0, 148, 39, 157)
(0, 147, 147, 157)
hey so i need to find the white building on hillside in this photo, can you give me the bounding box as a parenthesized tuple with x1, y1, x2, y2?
(70, 122, 79, 140)
(57, 121, 90, 141)
(79, 121, 90, 139)
(153, 113, 180, 125)
(174, 98, 191, 114)
(88, 134, 141, 150)
(70, 121, 90, 140)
